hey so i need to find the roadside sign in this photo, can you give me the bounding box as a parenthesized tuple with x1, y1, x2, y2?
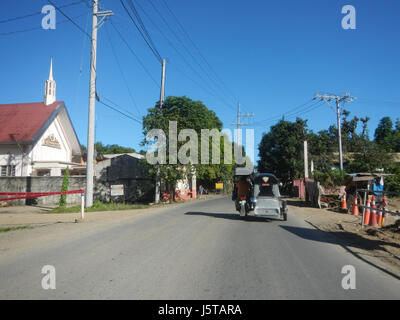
(215, 183, 224, 190)
(110, 185, 124, 196)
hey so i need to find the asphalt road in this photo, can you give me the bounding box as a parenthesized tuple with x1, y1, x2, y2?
(0, 197, 399, 299)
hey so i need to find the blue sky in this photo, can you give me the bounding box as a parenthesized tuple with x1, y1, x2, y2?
(0, 0, 399, 162)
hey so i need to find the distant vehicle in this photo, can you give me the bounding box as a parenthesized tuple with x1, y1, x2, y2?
(252, 173, 288, 221)
(233, 168, 288, 221)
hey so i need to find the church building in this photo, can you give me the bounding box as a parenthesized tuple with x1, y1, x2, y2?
(0, 59, 84, 177)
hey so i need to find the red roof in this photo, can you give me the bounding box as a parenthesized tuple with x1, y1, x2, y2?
(0, 101, 63, 143)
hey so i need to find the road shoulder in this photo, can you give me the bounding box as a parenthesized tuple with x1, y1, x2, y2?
(0, 195, 223, 261)
(287, 199, 400, 280)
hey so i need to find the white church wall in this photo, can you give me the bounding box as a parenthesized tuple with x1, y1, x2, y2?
(31, 116, 71, 164)
(0, 146, 23, 176)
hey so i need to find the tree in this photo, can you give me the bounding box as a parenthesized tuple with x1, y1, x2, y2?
(307, 131, 335, 172)
(257, 118, 308, 185)
(94, 142, 136, 154)
(374, 117, 394, 151)
(391, 118, 400, 152)
(347, 141, 394, 173)
(142, 96, 234, 200)
(341, 109, 360, 152)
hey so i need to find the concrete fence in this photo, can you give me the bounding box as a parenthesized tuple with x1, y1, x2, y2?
(0, 176, 155, 206)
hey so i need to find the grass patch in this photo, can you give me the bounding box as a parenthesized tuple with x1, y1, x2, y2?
(47, 200, 151, 214)
(0, 225, 33, 233)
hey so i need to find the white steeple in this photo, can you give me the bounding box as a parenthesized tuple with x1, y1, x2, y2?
(44, 57, 56, 105)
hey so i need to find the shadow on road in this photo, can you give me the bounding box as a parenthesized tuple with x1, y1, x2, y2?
(281, 225, 400, 251)
(280, 224, 400, 280)
(184, 211, 272, 223)
(285, 199, 310, 208)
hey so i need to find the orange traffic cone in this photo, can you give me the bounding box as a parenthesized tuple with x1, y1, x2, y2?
(377, 209, 383, 227)
(381, 196, 387, 227)
(363, 198, 371, 225)
(369, 195, 378, 227)
(352, 197, 359, 216)
(341, 193, 347, 210)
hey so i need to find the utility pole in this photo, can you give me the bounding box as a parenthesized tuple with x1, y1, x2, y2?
(159, 58, 166, 107)
(311, 159, 314, 176)
(314, 92, 356, 171)
(154, 58, 166, 204)
(85, 0, 113, 207)
(232, 102, 254, 146)
(304, 140, 309, 178)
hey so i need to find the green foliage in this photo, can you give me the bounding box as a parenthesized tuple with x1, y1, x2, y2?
(49, 201, 149, 214)
(307, 131, 335, 172)
(373, 117, 400, 152)
(313, 169, 349, 188)
(346, 141, 394, 173)
(95, 142, 136, 154)
(385, 165, 400, 194)
(374, 117, 393, 151)
(257, 112, 399, 189)
(385, 174, 400, 194)
(142, 96, 234, 199)
(59, 168, 69, 207)
(0, 226, 33, 233)
(257, 118, 308, 184)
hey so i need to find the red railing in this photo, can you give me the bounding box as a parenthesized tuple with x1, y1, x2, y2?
(0, 189, 84, 202)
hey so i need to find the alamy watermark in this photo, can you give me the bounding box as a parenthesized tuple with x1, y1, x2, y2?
(145, 121, 254, 171)
(41, 265, 56, 290)
(342, 5, 356, 30)
(41, 5, 56, 30)
(341, 265, 356, 290)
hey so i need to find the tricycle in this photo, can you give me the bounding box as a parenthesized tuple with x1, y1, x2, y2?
(232, 168, 288, 221)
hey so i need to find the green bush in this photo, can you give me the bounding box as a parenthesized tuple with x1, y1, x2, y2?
(313, 169, 349, 188)
(385, 174, 400, 194)
(59, 168, 69, 207)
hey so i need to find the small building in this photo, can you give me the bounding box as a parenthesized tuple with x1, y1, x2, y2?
(95, 153, 147, 181)
(95, 153, 154, 203)
(0, 58, 83, 177)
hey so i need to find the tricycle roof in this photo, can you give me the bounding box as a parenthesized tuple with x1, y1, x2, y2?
(235, 167, 253, 176)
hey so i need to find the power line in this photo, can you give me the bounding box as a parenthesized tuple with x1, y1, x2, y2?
(126, 0, 160, 60)
(0, 12, 87, 36)
(74, 9, 91, 110)
(0, 0, 86, 24)
(147, 0, 236, 106)
(119, 0, 163, 64)
(284, 100, 325, 120)
(133, 0, 237, 112)
(159, 0, 239, 104)
(109, 20, 160, 88)
(252, 99, 315, 125)
(105, 24, 141, 117)
(145, 0, 238, 110)
(314, 92, 356, 171)
(46, 0, 98, 77)
(96, 95, 142, 124)
(101, 95, 141, 120)
(47, 0, 91, 38)
(251, 100, 325, 127)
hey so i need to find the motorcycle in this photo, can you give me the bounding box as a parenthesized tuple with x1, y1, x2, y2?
(232, 168, 254, 218)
